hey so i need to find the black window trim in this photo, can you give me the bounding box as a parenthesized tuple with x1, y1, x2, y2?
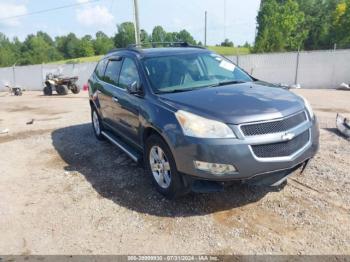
(102, 58, 124, 87)
(95, 58, 108, 80)
(97, 53, 144, 93)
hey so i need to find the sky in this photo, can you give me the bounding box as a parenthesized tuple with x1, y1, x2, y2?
(0, 0, 261, 46)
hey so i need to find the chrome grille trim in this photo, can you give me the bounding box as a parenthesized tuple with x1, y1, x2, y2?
(240, 111, 307, 137)
(248, 129, 312, 162)
(251, 130, 310, 158)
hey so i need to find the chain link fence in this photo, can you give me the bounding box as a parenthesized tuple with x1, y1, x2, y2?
(0, 49, 349, 91)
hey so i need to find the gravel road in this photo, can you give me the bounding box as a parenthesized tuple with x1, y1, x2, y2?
(0, 90, 349, 255)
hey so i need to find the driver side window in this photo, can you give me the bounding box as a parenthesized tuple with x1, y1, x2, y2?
(119, 58, 140, 89)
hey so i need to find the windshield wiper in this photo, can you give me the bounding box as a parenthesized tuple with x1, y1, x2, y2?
(157, 88, 196, 94)
(215, 80, 247, 86)
(156, 81, 248, 94)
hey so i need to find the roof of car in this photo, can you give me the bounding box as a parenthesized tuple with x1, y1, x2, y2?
(106, 46, 211, 59)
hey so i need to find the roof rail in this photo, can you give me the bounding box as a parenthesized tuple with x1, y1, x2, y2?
(127, 42, 206, 49)
(107, 42, 206, 55)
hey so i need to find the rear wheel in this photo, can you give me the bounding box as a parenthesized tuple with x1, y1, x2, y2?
(145, 134, 185, 199)
(56, 85, 68, 95)
(91, 107, 104, 140)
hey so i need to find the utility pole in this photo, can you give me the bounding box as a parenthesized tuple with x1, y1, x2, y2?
(224, 0, 226, 40)
(132, 0, 141, 45)
(204, 11, 207, 47)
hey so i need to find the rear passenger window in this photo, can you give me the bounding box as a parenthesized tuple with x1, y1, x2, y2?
(103, 60, 122, 86)
(119, 58, 140, 89)
(95, 59, 108, 79)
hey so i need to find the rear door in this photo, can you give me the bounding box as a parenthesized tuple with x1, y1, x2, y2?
(92, 58, 109, 118)
(100, 56, 123, 128)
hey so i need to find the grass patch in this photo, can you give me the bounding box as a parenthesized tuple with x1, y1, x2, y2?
(207, 46, 250, 56)
(47, 55, 103, 65)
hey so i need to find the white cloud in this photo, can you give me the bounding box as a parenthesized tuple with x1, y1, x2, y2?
(0, 2, 27, 27)
(76, 5, 114, 26)
(76, 0, 90, 3)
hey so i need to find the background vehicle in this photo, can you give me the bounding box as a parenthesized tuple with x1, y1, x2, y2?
(43, 73, 80, 95)
(88, 43, 319, 199)
(5, 84, 23, 96)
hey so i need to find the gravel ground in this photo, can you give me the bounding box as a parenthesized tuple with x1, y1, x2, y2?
(0, 89, 349, 255)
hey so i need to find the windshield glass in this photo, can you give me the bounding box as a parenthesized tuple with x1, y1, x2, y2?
(143, 52, 253, 93)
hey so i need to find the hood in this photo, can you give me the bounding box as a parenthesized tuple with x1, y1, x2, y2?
(158, 82, 305, 124)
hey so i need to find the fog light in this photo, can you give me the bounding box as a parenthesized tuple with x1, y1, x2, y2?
(194, 161, 237, 175)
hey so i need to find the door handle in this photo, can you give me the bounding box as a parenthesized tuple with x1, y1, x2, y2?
(112, 97, 119, 103)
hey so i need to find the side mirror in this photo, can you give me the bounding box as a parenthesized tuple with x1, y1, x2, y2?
(127, 81, 143, 95)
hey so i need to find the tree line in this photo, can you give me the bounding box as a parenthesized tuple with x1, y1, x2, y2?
(255, 0, 350, 52)
(3, 0, 350, 67)
(0, 22, 198, 67)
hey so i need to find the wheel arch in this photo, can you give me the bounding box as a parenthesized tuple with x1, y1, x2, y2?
(89, 99, 104, 120)
(142, 126, 164, 146)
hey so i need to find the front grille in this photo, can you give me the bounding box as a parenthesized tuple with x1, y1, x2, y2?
(251, 130, 310, 158)
(241, 111, 307, 136)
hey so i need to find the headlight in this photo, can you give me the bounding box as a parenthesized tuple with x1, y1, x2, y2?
(299, 96, 314, 119)
(175, 110, 236, 138)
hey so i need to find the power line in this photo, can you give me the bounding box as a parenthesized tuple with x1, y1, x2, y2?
(0, 0, 100, 21)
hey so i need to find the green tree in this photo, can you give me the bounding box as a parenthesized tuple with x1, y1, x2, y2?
(243, 41, 251, 48)
(56, 33, 80, 59)
(140, 29, 151, 47)
(20, 32, 62, 64)
(177, 29, 196, 44)
(295, 0, 340, 50)
(77, 35, 95, 57)
(221, 38, 234, 47)
(255, 0, 307, 52)
(164, 32, 179, 42)
(152, 26, 167, 42)
(332, 0, 350, 48)
(114, 22, 135, 48)
(94, 31, 114, 54)
(0, 33, 18, 66)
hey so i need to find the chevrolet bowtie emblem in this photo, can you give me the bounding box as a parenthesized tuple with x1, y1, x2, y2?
(281, 132, 295, 141)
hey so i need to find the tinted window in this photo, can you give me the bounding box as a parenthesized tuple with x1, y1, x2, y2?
(119, 58, 140, 89)
(103, 60, 122, 85)
(95, 59, 108, 79)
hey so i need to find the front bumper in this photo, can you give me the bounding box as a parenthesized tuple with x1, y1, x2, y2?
(171, 117, 319, 182)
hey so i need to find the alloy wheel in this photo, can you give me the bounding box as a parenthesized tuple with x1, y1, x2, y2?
(149, 146, 171, 189)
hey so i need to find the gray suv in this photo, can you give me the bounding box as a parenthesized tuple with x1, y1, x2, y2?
(88, 43, 319, 198)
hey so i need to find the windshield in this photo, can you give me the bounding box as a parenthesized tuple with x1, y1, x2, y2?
(143, 52, 253, 93)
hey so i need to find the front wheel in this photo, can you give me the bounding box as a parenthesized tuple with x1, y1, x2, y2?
(145, 134, 185, 199)
(70, 84, 80, 94)
(43, 84, 52, 96)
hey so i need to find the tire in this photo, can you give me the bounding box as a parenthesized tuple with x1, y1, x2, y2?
(14, 88, 22, 96)
(91, 107, 104, 140)
(56, 85, 68, 95)
(70, 84, 80, 94)
(43, 85, 52, 96)
(145, 134, 185, 199)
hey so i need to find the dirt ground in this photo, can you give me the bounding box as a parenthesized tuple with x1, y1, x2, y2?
(0, 89, 349, 255)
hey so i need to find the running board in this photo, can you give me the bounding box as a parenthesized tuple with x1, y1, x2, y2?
(101, 131, 141, 162)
